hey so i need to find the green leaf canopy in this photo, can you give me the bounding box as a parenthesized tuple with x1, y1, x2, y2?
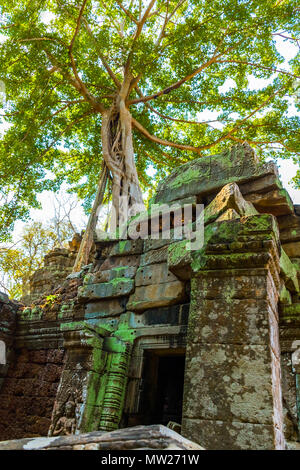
(0, 0, 299, 240)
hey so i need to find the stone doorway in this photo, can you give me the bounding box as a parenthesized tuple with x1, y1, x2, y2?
(139, 350, 185, 426)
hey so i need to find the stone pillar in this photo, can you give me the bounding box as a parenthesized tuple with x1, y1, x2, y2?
(48, 326, 102, 436)
(181, 215, 285, 449)
(49, 321, 134, 435)
(99, 343, 132, 431)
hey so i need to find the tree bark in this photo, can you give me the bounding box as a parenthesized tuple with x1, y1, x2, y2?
(72, 164, 108, 272)
(73, 100, 144, 272)
(101, 100, 145, 230)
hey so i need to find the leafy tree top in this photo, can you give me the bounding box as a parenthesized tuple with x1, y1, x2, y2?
(0, 0, 299, 241)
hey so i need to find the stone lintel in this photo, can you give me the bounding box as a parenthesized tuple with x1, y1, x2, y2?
(279, 249, 299, 293)
(204, 182, 257, 226)
(279, 326, 300, 352)
(245, 188, 294, 217)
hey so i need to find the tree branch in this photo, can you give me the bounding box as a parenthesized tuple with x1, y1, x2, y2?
(135, 85, 219, 126)
(228, 135, 299, 154)
(39, 100, 85, 127)
(156, 0, 187, 46)
(132, 83, 290, 154)
(17, 37, 67, 46)
(125, 0, 156, 72)
(114, 0, 138, 24)
(0, 23, 16, 30)
(45, 50, 106, 113)
(18, 99, 87, 146)
(124, 12, 216, 88)
(128, 41, 241, 105)
(81, 17, 121, 88)
(128, 59, 216, 105)
(217, 59, 300, 79)
(143, 148, 187, 166)
(132, 117, 202, 153)
(68, 2, 90, 98)
(205, 84, 290, 147)
(103, 1, 125, 38)
(69, 0, 88, 51)
(39, 109, 97, 160)
(134, 0, 157, 41)
(16, 30, 106, 114)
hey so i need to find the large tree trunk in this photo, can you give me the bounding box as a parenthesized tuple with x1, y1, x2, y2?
(73, 97, 144, 272)
(101, 100, 145, 230)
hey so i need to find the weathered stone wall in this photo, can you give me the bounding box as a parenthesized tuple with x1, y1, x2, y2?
(276, 205, 300, 441)
(280, 353, 299, 440)
(0, 348, 65, 440)
(292, 348, 300, 438)
(0, 293, 18, 395)
(0, 249, 82, 440)
(47, 233, 189, 437)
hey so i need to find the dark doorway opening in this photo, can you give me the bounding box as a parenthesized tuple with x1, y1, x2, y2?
(139, 350, 185, 426)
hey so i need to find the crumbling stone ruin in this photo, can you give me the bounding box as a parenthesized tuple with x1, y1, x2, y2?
(25, 233, 82, 303)
(0, 143, 300, 450)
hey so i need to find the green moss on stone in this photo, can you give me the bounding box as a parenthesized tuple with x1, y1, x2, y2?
(281, 303, 300, 317)
(279, 286, 292, 305)
(280, 249, 299, 293)
(19, 306, 43, 321)
(170, 168, 201, 189)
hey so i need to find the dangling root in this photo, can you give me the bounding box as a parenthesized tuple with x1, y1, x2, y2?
(72, 164, 108, 272)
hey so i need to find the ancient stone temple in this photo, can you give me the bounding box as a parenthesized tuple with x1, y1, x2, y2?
(0, 143, 300, 450)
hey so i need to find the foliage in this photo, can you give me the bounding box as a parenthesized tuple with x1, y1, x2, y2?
(0, 219, 75, 298)
(0, 0, 299, 240)
(44, 293, 59, 306)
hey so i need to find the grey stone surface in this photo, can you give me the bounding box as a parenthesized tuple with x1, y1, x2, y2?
(78, 278, 135, 301)
(182, 418, 278, 450)
(127, 280, 186, 312)
(135, 263, 178, 287)
(154, 144, 270, 204)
